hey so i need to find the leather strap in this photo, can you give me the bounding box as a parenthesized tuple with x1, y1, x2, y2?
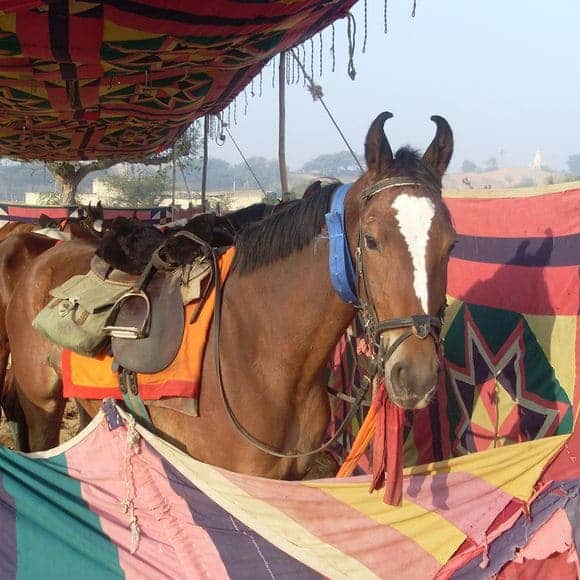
(118, 367, 154, 430)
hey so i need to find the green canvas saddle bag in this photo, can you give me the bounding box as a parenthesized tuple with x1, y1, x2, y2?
(32, 270, 132, 356)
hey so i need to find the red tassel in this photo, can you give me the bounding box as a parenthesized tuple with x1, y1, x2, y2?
(369, 380, 405, 506)
(384, 394, 404, 505)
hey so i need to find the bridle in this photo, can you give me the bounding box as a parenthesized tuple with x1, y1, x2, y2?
(355, 176, 444, 373)
(210, 176, 445, 460)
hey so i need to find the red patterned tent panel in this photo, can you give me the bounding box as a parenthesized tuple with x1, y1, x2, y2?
(0, 1, 355, 160)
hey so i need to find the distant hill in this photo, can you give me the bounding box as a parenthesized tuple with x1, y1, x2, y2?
(443, 166, 567, 190)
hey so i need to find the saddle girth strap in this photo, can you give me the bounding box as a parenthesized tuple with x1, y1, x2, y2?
(118, 367, 154, 430)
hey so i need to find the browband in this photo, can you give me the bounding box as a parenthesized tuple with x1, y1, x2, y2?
(361, 177, 439, 201)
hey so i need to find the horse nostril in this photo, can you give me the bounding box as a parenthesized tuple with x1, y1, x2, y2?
(390, 362, 406, 390)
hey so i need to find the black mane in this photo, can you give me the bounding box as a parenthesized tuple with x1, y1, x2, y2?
(233, 181, 340, 274)
(389, 146, 441, 189)
(233, 148, 440, 274)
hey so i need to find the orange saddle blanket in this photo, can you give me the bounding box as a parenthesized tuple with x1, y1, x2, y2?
(62, 248, 235, 403)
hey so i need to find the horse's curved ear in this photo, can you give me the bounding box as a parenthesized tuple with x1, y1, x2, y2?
(365, 111, 394, 174)
(422, 115, 453, 179)
(38, 213, 50, 228)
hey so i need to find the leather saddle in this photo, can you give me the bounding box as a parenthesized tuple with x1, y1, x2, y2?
(91, 256, 185, 374)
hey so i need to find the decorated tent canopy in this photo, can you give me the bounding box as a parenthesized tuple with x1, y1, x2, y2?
(0, 0, 355, 161)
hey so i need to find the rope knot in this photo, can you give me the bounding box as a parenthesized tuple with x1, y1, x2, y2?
(308, 83, 324, 101)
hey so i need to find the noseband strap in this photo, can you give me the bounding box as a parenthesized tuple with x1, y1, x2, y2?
(373, 315, 442, 342)
(374, 315, 443, 363)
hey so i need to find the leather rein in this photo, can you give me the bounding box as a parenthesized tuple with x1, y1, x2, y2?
(210, 177, 444, 460)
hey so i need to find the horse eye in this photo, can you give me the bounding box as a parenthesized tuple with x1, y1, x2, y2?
(364, 234, 379, 250)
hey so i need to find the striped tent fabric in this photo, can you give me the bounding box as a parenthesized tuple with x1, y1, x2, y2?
(0, 1, 354, 161)
(0, 203, 171, 224)
(0, 400, 576, 579)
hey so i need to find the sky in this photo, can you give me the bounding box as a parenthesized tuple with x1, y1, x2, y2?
(213, 0, 580, 173)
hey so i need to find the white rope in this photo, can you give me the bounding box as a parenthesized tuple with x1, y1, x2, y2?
(121, 414, 141, 554)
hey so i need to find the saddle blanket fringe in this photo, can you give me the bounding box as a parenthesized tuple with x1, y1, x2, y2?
(62, 248, 235, 402)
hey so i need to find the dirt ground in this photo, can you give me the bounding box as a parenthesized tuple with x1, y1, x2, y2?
(0, 400, 80, 451)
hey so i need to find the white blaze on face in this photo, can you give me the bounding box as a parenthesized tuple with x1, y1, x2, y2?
(392, 193, 435, 313)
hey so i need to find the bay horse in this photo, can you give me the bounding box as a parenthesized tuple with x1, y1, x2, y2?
(0, 204, 109, 437)
(7, 112, 456, 480)
(0, 222, 35, 241)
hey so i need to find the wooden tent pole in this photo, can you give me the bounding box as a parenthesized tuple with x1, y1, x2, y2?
(171, 145, 176, 221)
(201, 116, 209, 213)
(278, 52, 289, 201)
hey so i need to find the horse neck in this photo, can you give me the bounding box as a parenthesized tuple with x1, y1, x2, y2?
(223, 239, 354, 389)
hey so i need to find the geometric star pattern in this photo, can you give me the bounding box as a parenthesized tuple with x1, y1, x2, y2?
(446, 306, 570, 455)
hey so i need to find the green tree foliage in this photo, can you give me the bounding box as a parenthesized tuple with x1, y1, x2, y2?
(37, 190, 61, 205)
(566, 154, 580, 175)
(42, 122, 200, 205)
(104, 166, 169, 207)
(461, 160, 478, 173)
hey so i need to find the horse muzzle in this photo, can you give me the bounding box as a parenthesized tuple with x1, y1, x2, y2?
(386, 360, 439, 410)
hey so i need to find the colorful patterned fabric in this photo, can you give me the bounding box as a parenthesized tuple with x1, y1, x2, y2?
(0, 203, 170, 224)
(0, 400, 577, 579)
(406, 186, 579, 465)
(62, 247, 235, 402)
(0, 186, 578, 577)
(0, 1, 354, 160)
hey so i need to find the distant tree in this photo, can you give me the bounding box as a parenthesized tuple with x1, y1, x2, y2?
(46, 159, 120, 206)
(232, 157, 280, 191)
(484, 157, 499, 172)
(37, 191, 61, 205)
(566, 154, 580, 175)
(207, 159, 236, 190)
(461, 160, 478, 173)
(302, 151, 362, 176)
(180, 158, 234, 191)
(43, 123, 199, 205)
(104, 166, 169, 207)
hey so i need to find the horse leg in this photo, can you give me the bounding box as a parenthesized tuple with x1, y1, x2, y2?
(12, 345, 66, 452)
(0, 335, 29, 450)
(75, 400, 93, 433)
(0, 333, 9, 396)
(1, 370, 29, 451)
(17, 390, 65, 451)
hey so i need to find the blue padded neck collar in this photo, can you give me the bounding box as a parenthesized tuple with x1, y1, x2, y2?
(324, 184, 359, 305)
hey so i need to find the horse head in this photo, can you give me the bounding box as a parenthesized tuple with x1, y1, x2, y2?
(82, 200, 105, 233)
(346, 112, 456, 409)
